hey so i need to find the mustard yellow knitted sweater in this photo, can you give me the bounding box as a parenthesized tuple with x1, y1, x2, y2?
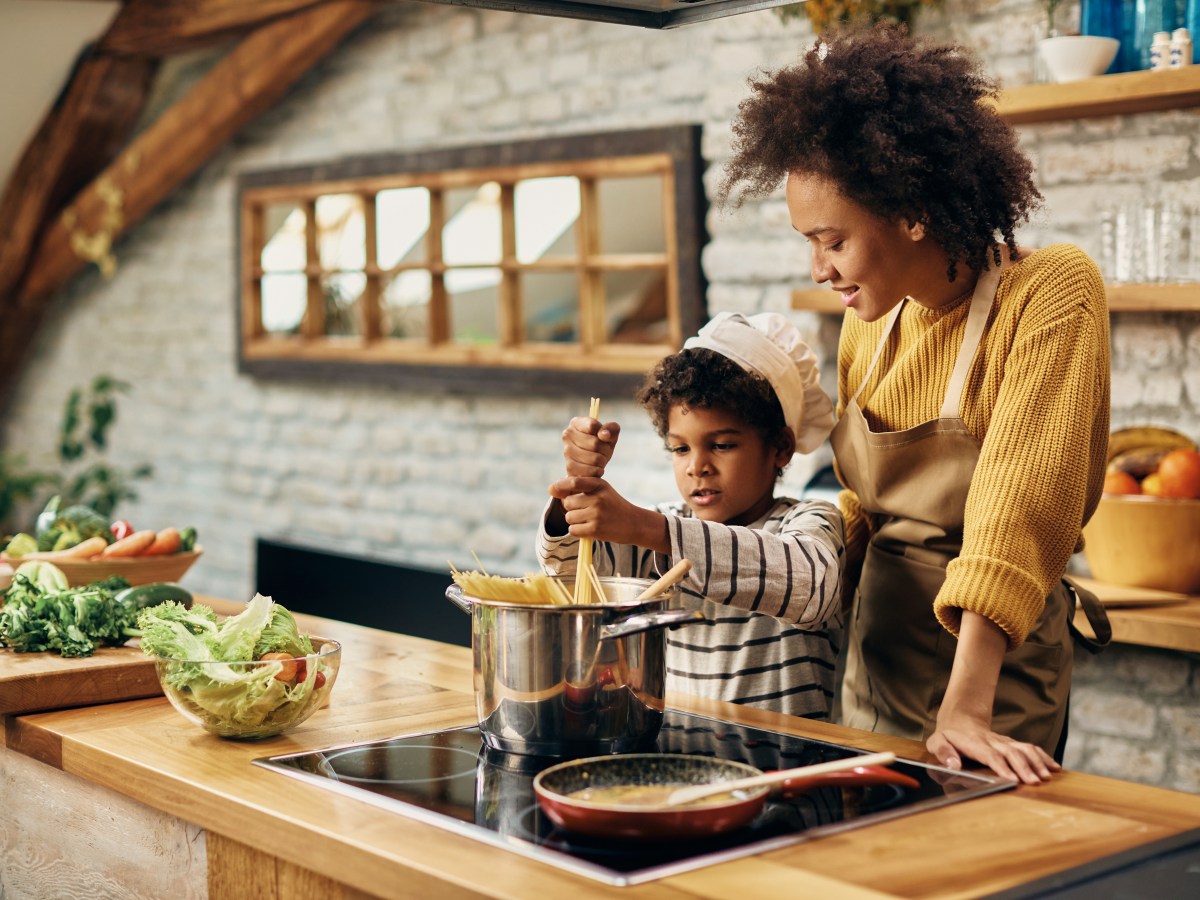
(836, 244, 1111, 648)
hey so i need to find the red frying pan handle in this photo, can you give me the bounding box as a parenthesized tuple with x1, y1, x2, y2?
(775, 764, 921, 796)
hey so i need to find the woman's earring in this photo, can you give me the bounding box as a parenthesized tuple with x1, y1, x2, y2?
(776, 467, 784, 478)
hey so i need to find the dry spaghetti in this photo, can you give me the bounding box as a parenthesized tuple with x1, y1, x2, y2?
(573, 397, 602, 605)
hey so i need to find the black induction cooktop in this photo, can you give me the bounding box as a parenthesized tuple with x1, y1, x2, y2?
(254, 710, 1013, 886)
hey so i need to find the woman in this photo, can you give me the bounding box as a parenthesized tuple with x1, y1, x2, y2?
(718, 25, 1111, 784)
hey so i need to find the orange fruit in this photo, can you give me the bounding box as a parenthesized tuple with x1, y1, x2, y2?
(1141, 472, 1165, 497)
(1102, 470, 1141, 495)
(1156, 448, 1200, 499)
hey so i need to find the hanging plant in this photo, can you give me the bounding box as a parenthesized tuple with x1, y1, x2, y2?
(774, 0, 945, 32)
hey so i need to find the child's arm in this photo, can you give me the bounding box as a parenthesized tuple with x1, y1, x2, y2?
(548, 475, 669, 554)
(665, 499, 844, 629)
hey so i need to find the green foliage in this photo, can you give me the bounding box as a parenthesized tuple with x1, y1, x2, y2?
(0, 569, 134, 657)
(0, 375, 152, 535)
(774, 0, 944, 32)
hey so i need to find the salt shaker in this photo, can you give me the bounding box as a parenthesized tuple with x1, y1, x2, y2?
(1150, 31, 1173, 70)
(1171, 28, 1194, 68)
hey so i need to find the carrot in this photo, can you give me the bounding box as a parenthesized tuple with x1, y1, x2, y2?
(17, 535, 109, 561)
(143, 527, 182, 556)
(100, 529, 157, 558)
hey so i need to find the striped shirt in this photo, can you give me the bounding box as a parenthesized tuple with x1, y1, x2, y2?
(537, 496, 845, 720)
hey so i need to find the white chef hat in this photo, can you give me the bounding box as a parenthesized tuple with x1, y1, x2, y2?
(683, 312, 835, 454)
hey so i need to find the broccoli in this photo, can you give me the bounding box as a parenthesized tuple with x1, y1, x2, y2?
(34, 497, 113, 551)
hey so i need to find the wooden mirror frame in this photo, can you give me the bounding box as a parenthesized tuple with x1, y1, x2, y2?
(235, 125, 707, 397)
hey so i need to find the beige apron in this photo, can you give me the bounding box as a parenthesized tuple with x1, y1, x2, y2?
(830, 262, 1110, 756)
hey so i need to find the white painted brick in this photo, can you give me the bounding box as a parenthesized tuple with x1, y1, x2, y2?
(703, 238, 808, 283)
(1167, 757, 1200, 793)
(1070, 687, 1157, 740)
(1079, 736, 1168, 785)
(1110, 651, 1192, 696)
(706, 283, 764, 314)
(1160, 705, 1200, 748)
(1039, 136, 1192, 185)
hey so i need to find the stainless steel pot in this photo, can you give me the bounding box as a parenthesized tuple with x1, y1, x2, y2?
(445, 577, 705, 757)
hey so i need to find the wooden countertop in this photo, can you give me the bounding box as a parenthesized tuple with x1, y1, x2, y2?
(6, 596, 1200, 899)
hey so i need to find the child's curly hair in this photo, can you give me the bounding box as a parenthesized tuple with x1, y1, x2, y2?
(718, 24, 1042, 281)
(636, 349, 788, 449)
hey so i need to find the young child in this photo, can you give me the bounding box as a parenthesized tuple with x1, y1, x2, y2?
(537, 312, 845, 720)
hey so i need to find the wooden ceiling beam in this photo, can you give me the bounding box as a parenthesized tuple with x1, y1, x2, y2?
(0, 47, 157, 301)
(0, 1, 375, 402)
(99, 0, 343, 57)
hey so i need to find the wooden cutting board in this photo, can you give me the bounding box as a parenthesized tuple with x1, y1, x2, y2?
(0, 641, 161, 716)
(1071, 576, 1196, 608)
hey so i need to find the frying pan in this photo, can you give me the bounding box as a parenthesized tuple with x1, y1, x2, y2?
(533, 752, 920, 841)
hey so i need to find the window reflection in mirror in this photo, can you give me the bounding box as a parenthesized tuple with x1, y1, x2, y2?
(315, 194, 366, 271)
(522, 270, 579, 343)
(322, 272, 366, 337)
(597, 176, 665, 255)
(604, 269, 669, 344)
(261, 203, 306, 272)
(515, 177, 580, 263)
(381, 271, 431, 339)
(377, 187, 430, 268)
(443, 183, 502, 266)
(261, 272, 307, 335)
(447, 267, 501, 344)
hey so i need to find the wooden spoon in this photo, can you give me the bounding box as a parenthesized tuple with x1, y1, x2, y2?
(634, 559, 692, 602)
(664, 752, 897, 807)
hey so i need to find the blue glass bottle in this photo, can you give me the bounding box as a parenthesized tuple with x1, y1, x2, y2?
(1083, 0, 1133, 72)
(1134, 0, 1180, 69)
(1187, 0, 1200, 63)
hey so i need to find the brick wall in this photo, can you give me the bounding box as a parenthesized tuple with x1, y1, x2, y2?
(2, 2, 1197, 789)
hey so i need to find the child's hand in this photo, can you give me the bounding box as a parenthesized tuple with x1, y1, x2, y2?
(561, 416, 621, 478)
(548, 475, 668, 553)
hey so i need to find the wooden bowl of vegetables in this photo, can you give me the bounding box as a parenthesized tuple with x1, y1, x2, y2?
(2, 522, 202, 587)
(33, 547, 204, 588)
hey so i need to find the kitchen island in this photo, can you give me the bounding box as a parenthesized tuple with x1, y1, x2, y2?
(4, 596, 1200, 900)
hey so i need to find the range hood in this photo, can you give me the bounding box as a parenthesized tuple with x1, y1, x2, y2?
(421, 0, 799, 29)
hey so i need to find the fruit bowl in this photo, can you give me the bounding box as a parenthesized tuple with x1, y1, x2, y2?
(152, 636, 341, 739)
(0, 548, 202, 588)
(1083, 496, 1200, 594)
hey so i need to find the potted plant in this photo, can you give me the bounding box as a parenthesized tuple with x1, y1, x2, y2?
(0, 375, 152, 538)
(774, 0, 944, 32)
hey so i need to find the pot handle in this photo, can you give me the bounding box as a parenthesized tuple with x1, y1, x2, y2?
(445, 584, 472, 614)
(600, 607, 705, 641)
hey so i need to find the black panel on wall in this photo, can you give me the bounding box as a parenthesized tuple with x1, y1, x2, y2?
(254, 538, 470, 648)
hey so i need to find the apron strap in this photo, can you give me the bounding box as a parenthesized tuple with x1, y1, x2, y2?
(848, 300, 906, 408)
(1063, 575, 1113, 654)
(940, 262, 1004, 419)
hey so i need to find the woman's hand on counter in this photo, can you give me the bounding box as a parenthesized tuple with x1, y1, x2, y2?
(928, 711, 1061, 785)
(930, 612, 1062, 785)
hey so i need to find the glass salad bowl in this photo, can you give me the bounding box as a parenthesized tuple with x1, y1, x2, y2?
(153, 637, 341, 739)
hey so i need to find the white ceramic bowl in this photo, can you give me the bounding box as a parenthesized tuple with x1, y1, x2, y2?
(1038, 36, 1120, 83)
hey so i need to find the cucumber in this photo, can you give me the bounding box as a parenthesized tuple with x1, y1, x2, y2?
(115, 582, 193, 610)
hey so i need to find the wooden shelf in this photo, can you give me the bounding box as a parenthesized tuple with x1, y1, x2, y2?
(1105, 282, 1200, 311)
(995, 65, 1200, 124)
(792, 282, 1200, 314)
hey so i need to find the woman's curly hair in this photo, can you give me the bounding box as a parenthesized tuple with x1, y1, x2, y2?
(636, 348, 788, 449)
(718, 24, 1042, 280)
